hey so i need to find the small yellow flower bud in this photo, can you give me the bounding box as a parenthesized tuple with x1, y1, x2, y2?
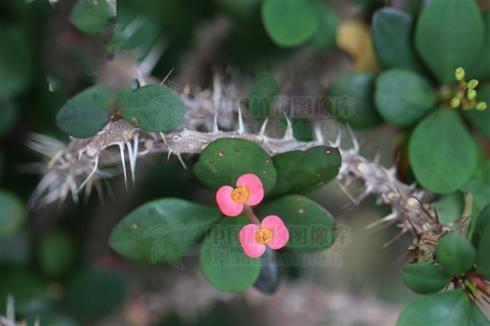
(450, 97, 461, 108)
(467, 89, 477, 100)
(455, 67, 465, 81)
(467, 79, 479, 89)
(476, 102, 487, 111)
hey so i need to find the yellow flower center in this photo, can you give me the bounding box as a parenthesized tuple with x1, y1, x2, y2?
(231, 185, 249, 203)
(255, 227, 273, 245)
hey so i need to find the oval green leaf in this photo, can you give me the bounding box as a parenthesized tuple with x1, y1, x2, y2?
(56, 85, 113, 138)
(199, 216, 261, 292)
(401, 263, 450, 294)
(375, 69, 436, 126)
(465, 84, 490, 140)
(409, 109, 478, 194)
(248, 72, 279, 119)
(372, 8, 422, 71)
(69, 0, 115, 35)
(433, 192, 464, 225)
(472, 204, 490, 247)
(120, 85, 185, 132)
(258, 195, 336, 252)
(397, 290, 471, 326)
(470, 12, 490, 80)
(476, 221, 490, 279)
(193, 138, 277, 194)
(271, 146, 341, 196)
(414, 0, 484, 84)
(327, 73, 382, 129)
(310, 2, 337, 51)
(0, 190, 26, 240)
(261, 0, 319, 47)
(436, 232, 476, 276)
(110, 198, 220, 264)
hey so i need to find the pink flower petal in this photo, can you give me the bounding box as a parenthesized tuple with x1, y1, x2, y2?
(239, 224, 266, 258)
(216, 186, 244, 217)
(261, 215, 289, 250)
(236, 173, 264, 206)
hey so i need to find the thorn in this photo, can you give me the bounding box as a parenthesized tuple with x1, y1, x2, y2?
(366, 212, 398, 230)
(282, 112, 294, 140)
(77, 156, 99, 193)
(336, 180, 357, 204)
(126, 141, 136, 184)
(68, 175, 79, 203)
(159, 132, 167, 144)
(175, 152, 187, 169)
(313, 122, 324, 144)
(373, 152, 381, 164)
(139, 37, 167, 76)
(213, 111, 219, 134)
(237, 104, 245, 135)
(160, 67, 175, 85)
(380, 229, 407, 251)
(346, 124, 359, 151)
(328, 130, 342, 147)
(6, 295, 14, 323)
(133, 133, 139, 177)
(118, 143, 128, 189)
(343, 185, 373, 209)
(167, 149, 173, 161)
(259, 118, 269, 136)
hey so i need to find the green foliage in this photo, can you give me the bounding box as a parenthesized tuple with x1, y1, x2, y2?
(0, 190, 26, 240)
(110, 198, 220, 264)
(310, 2, 337, 51)
(0, 25, 32, 98)
(65, 268, 126, 319)
(401, 263, 450, 294)
(465, 84, 490, 140)
(476, 220, 490, 279)
(271, 146, 340, 196)
(462, 155, 490, 225)
(409, 109, 478, 194)
(435, 232, 476, 276)
(193, 138, 277, 194)
(372, 8, 421, 71)
(375, 69, 435, 126)
(248, 72, 279, 119)
(472, 204, 490, 247)
(0, 269, 47, 315)
(261, 0, 319, 47)
(258, 195, 335, 252)
(69, 0, 115, 35)
(120, 85, 185, 132)
(327, 73, 381, 129)
(470, 12, 490, 80)
(0, 99, 17, 138)
(199, 217, 262, 292)
(56, 85, 114, 138)
(39, 229, 76, 278)
(433, 192, 464, 225)
(414, 0, 484, 84)
(396, 290, 471, 326)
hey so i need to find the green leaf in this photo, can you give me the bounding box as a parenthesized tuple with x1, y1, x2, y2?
(396, 290, 471, 326)
(199, 217, 261, 292)
(110, 198, 220, 264)
(310, 2, 337, 51)
(375, 69, 435, 126)
(261, 0, 319, 47)
(470, 302, 490, 325)
(472, 204, 490, 247)
(327, 73, 382, 129)
(0, 99, 17, 138)
(470, 12, 490, 80)
(248, 72, 279, 119)
(0, 25, 32, 97)
(258, 195, 335, 252)
(0, 190, 26, 240)
(56, 85, 113, 138)
(69, 0, 115, 35)
(409, 109, 478, 194)
(39, 229, 76, 278)
(401, 263, 450, 294)
(271, 146, 341, 196)
(0, 269, 47, 315)
(465, 84, 490, 140)
(436, 232, 476, 275)
(476, 221, 490, 279)
(120, 85, 185, 132)
(372, 8, 422, 71)
(462, 155, 490, 228)
(414, 0, 484, 84)
(193, 138, 277, 194)
(433, 192, 464, 225)
(65, 267, 126, 319)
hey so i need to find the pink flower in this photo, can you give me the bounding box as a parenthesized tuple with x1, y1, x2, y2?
(216, 173, 264, 217)
(239, 215, 289, 259)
